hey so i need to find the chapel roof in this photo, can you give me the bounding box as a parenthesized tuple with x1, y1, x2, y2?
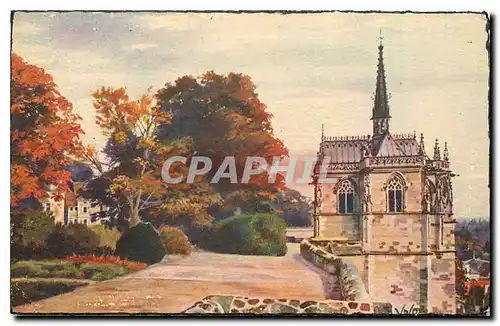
(322, 137, 369, 163)
(322, 133, 420, 164)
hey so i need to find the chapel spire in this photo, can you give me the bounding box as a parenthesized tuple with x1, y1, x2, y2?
(371, 30, 391, 136)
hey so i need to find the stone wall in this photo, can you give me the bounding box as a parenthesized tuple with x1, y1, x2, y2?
(300, 240, 369, 302)
(318, 215, 360, 240)
(367, 213, 424, 252)
(317, 181, 361, 241)
(428, 252, 456, 314)
(365, 254, 427, 313)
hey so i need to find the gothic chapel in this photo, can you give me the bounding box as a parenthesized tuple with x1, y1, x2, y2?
(311, 39, 457, 314)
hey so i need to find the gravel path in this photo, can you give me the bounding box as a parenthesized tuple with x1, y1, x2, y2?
(13, 243, 340, 314)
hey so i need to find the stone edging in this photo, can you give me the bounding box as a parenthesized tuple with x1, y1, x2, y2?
(182, 295, 393, 315)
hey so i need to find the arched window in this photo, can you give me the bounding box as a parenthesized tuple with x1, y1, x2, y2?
(387, 174, 405, 212)
(338, 180, 355, 213)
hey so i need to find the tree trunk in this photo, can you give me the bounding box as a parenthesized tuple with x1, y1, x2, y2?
(130, 207, 141, 227)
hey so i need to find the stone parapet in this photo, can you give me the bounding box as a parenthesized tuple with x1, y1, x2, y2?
(300, 240, 370, 302)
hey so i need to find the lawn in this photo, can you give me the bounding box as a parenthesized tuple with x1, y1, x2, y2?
(11, 256, 147, 307)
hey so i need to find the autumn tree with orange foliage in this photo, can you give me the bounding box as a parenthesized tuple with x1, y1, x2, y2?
(84, 87, 220, 227)
(156, 71, 288, 216)
(11, 53, 86, 206)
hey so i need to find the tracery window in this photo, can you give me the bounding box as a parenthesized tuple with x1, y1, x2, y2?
(387, 174, 405, 212)
(338, 180, 355, 213)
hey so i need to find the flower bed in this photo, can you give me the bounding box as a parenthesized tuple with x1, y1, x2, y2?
(61, 255, 147, 271)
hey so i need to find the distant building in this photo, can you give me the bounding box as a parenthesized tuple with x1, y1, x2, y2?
(42, 181, 105, 226)
(41, 195, 65, 224)
(464, 256, 490, 294)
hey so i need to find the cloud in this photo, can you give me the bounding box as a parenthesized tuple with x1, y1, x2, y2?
(12, 18, 42, 36)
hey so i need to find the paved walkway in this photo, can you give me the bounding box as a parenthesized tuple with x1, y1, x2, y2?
(14, 243, 340, 314)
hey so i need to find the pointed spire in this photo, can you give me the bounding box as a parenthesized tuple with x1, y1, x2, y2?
(372, 31, 390, 121)
(443, 142, 449, 162)
(433, 139, 441, 160)
(371, 31, 391, 139)
(419, 133, 426, 156)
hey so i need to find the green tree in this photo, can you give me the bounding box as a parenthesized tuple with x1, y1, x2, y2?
(11, 210, 55, 260)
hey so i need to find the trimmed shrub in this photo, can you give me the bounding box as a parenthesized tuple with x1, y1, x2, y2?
(160, 226, 192, 255)
(115, 222, 166, 265)
(90, 224, 121, 250)
(45, 223, 100, 258)
(200, 213, 287, 256)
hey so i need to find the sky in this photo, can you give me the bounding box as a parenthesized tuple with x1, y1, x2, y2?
(12, 12, 489, 218)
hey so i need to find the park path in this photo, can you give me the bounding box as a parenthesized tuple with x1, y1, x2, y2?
(13, 243, 340, 314)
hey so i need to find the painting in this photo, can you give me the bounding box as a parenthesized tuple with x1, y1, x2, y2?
(10, 10, 491, 316)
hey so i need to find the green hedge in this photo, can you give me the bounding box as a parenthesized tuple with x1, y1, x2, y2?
(11, 210, 112, 262)
(11, 260, 130, 281)
(45, 223, 101, 258)
(200, 213, 287, 256)
(116, 222, 166, 265)
(11, 210, 55, 261)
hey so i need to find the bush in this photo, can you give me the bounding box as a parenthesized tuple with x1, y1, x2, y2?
(160, 226, 192, 255)
(11, 261, 45, 278)
(90, 224, 121, 250)
(45, 223, 100, 258)
(11, 210, 55, 261)
(200, 213, 287, 256)
(184, 225, 210, 246)
(115, 222, 166, 265)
